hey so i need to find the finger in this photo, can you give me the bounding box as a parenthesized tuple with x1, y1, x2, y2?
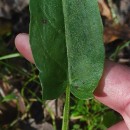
(94, 61, 130, 129)
(107, 121, 128, 130)
(15, 33, 34, 63)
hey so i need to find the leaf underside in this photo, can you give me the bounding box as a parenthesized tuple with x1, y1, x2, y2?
(29, 0, 104, 100)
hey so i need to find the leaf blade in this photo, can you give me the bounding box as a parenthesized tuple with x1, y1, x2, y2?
(29, 0, 105, 100)
(62, 0, 104, 99)
(29, 0, 67, 99)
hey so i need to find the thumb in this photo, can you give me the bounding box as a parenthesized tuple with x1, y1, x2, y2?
(94, 61, 130, 129)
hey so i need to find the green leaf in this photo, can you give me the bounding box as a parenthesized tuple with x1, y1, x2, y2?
(29, 0, 104, 99)
(103, 111, 122, 128)
(30, 0, 67, 99)
(2, 93, 17, 102)
(0, 53, 21, 60)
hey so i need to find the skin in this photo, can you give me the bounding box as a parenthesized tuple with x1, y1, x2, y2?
(15, 33, 130, 130)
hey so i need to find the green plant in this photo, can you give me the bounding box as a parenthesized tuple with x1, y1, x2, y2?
(70, 98, 108, 130)
(29, 0, 104, 130)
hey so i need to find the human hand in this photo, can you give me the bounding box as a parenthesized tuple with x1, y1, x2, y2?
(15, 33, 130, 130)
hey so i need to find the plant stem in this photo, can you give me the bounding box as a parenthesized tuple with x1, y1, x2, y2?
(62, 85, 70, 130)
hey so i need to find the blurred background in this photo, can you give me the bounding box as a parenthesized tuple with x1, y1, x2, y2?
(0, 0, 130, 130)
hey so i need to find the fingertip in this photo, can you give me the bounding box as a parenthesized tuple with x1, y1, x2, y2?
(15, 33, 34, 63)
